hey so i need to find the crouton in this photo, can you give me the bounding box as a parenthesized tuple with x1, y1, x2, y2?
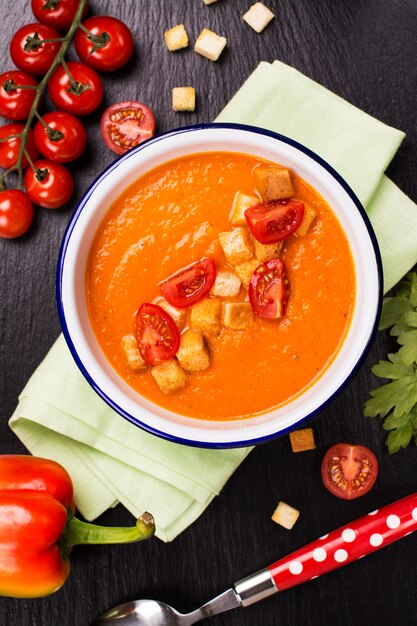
(172, 87, 196, 112)
(222, 302, 254, 330)
(211, 268, 241, 297)
(164, 24, 189, 52)
(150, 359, 189, 394)
(218, 227, 254, 265)
(243, 2, 275, 33)
(272, 501, 300, 530)
(234, 259, 260, 288)
(190, 297, 222, 335)
(176, 329, 210, 371)
(289, 428, 316, 453)
(121, 335, 147, 370)
(252, 237, 283, 263)
(194, 28, 227, 62)
(296, 204, 317, 236)
(154, 297, 187, 331)
(254, 166, 294, 201)
(203, 0, 219, 4)
(229, 191, 259, 226)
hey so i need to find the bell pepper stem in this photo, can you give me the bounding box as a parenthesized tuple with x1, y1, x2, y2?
(64, 511, 155, 547)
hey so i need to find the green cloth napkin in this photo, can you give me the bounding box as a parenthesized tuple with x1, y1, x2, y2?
(9, 61, 417, 542)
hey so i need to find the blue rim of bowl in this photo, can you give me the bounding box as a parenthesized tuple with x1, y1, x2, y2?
(56, 122, 383, 449)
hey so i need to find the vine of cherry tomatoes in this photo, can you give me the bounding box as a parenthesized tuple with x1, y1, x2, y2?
(0, 0, 140, 239)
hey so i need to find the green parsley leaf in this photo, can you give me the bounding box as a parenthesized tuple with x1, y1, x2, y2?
(386, 424, 413, 454)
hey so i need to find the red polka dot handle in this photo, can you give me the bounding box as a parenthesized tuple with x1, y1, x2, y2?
(269, 493, 417, 591)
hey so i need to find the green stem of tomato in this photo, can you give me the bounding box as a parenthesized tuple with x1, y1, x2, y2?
(0, 134, 22, 143)
(2, 0, 89, 190)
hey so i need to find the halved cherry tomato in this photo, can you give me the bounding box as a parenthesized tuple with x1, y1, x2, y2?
(249, 258, 288, 319)
(34, 111, 87, 162)
(245, 199, 305, 244)
(24, 158, 74, 208)
(0, 123, 39, 169)
(0, 71, 38, 121)
(0, 190, 34, 239)
(100, 101, 156, 155)
(48, 62, 103, 116)
(135, 303, 180, 366)
(31, 0, 88, 32)
(10, 23, 62, 76)
(74, 16, 134, 72)
(321, 444, 378, 500)
(160, 258, 217, 309)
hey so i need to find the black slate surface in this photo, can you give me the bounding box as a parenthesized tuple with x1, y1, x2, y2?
(1, 1, 417, 625)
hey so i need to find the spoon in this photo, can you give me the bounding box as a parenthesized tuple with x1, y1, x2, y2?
(93, 492, 417, 625)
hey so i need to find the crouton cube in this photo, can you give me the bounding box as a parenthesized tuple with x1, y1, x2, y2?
(154, 297, 187, 331)
(150, 359, 189, 394)
(252, 237, 283, 263)
(229, 191, 259, 226)
(164, 24, 189, 51)
(243, 2, 275, 33)
(176, 330, 210, 371)
(222, 302, 254, 330)
(234, 259, 260, 288)
(296, 205, 317, 236)
(172, 87, 196, 112)
(203, 0, 219, 4)
(218, 227, 254, 265)
(211, 268, 241, 297)
(190, 297, 222, 335)
(195, 28, 227, 62)
(254, 166, 294, 201)
(289, 428, 316, 453)
(121, 335, 147, 370)
(272, 502, 300, 530)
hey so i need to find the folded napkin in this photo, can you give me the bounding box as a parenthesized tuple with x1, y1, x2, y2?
(10, 61, 417, 542)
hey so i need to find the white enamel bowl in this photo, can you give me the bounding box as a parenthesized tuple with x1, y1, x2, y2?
(57, 123, 382, 448)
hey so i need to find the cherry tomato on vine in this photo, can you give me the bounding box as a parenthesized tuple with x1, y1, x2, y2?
(24, 159, 74, 209)
(135, 303, 180, 366)
(245, 199, 305, 244)
(31, 0, 88, 32)
(160, 258, 217, 309)
(249, 258, 288, 319)
(321, 444, 378, 500)
(0, 190, 34, 239)
(74, 16, 134, 72)
(48, 61, 103, 116)
(0, 124, 39, 170)
(34, 111, 87, 162)
(0, 71, 38, 121)
(100, 101, 156, 155)
(10, 23, 62, 76)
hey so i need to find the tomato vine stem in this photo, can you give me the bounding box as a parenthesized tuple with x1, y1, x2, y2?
(1, 0, 88, 190)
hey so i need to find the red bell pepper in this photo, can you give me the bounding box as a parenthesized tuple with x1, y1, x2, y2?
(0, 455, 155, 598)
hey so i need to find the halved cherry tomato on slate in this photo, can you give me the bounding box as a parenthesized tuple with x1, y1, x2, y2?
(32, 0, 88, 32)
(24, 159, 74, 209)
(0, 123, 39, 169)
(75, 16, 134, 72)
(160, 258, 217, 309)
(245, 199, 304, 244)
(136, 303, 180, 366)
(321, 444, 378, 500)
(34, 111, 87, 162)
(10, 23, 62, 76)
(48, 62, 103, 116)
(100, 101, 156, 155)
(0, 190, 34, 239)
(249, 258, 288, 319)
(0, 71, 38, 121)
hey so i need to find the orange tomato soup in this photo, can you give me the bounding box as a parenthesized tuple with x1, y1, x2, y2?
(87, 152, 355, 420)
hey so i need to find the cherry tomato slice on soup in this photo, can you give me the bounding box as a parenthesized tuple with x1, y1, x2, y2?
(136, 303, 180, 366)
(321, 444, 378, 500)
(249, 258, 288, 319)
(245, 199, 304, 244)
(100, 101, 156, 155)
(160, 258, 216, 309)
